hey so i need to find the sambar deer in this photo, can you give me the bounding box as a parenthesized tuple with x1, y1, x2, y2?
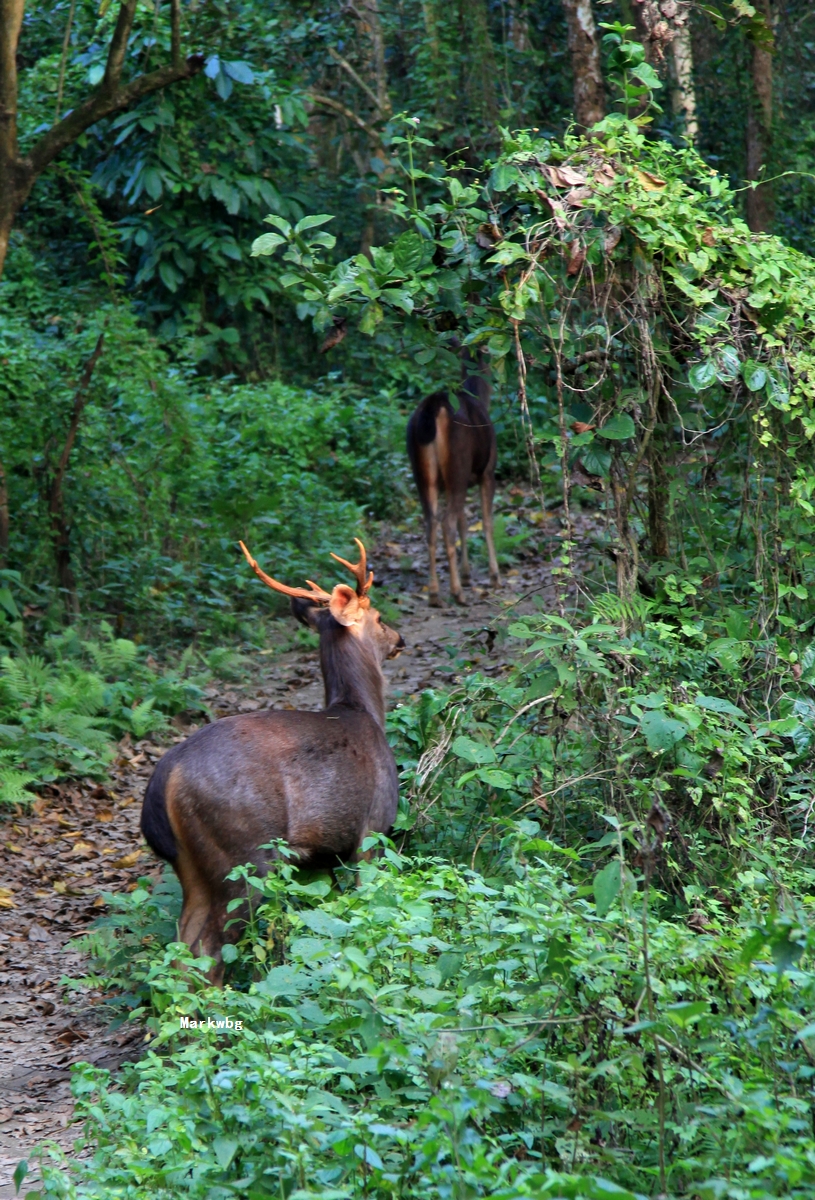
(140, 539, 403, 981)
(407, 348, 500, 606)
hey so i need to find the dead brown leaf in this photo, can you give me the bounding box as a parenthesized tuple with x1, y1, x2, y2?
(70, 842, 96, 858)
(55, 1028, 88, 1046)
(593, 164, 617, 187)
(567, 241, 586, 276)
(564, 186, 592, 207)
(111, 850, 142, 869)
(0, 887, 15, 908)
(635, 169, 666, 191)
(545, 164, 587, 188)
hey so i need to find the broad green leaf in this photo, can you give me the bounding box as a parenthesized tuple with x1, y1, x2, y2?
(689, 360, 717, 391)
(213, 1137, 239, 1169)
(295, 214, 335, 234)
(451, 736, 496, 765)
(695, 694, 746, 718)
(263, 214, 292, 234)
(299, 910, 351, 937)
(665, 1000, 708, 1027)
(490, 163, 520, 192)
(477, 767, 516, 789)
(260, 965, 310, 997)
(223, 60, 254, 85)
(597, 413, 636, 440)
(220, 943, 238, 963)
(0, 587, 19, 618)
(771, 931, 804, 975)
(251, 232, 285, 257)
(358, 301, 383, 335)
(392, 230, 427, 275)
(639, 710, 688, 751)
(741, 358, 768, 391)
(594, 860, 621, 917)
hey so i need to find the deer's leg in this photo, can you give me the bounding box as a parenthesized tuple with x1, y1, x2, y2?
(424, 480, 443, 607)
(458, 507, 471, 586)
(176, 853, 227, 983)
(442, 502, 466, 605)
(480, 473, 501, 587)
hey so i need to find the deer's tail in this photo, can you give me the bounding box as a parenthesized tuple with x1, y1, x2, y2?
(140, 751, 178, 861)
(407, 390, 448, 451)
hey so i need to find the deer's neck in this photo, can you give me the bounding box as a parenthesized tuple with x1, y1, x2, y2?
(320, 634, 386, 728)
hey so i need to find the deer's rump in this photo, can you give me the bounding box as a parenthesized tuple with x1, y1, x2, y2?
(407, 393, 495, 487)
(141, 708, 398, 880)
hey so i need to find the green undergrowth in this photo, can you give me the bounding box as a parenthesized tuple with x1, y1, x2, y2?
(0, 305, 413, 642)
(38, 844, 815, 1200)
(0, 622, 233, 804)
(28, 584, 815, 1199)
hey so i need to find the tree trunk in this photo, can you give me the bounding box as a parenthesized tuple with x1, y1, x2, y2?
(670, 21, 698, 142)
(561, 0, 605, 129)
(746, 0, 773, 232)
(648, 392, 671, 560)
(508, 0, 529, 52)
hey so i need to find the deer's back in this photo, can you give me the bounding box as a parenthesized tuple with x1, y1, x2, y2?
(407, 391, 495, 489)
(142, 708, 398, 880)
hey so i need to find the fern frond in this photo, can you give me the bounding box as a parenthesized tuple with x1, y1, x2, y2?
(0, 766, 36, 806)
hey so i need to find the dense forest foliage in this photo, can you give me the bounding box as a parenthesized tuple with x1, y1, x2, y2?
(3, 1, 815, 1197)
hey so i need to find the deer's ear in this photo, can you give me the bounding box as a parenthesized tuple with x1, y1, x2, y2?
(329, 584, 362, 626)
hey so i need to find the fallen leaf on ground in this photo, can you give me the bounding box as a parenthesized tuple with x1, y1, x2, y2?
(111, 850, 142, 868)
(70, 842, 96, 857)
(55, 1028, 88, 1046)
(0, 887, 14, 908)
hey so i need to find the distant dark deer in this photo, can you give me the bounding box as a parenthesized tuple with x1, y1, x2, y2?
(407, 349, 500, 606)
(140, 540, 403, 981)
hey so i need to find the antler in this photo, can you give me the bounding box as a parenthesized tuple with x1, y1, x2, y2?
(239, 542, 332, 604)
(330, 537, 374, 597)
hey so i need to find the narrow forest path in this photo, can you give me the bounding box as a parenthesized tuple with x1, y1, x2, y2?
(0, 494, 600, 1196)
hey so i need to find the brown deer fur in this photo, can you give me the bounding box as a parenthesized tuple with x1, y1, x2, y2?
(407, 351, 500, 605)
(140, 541, 403, 982)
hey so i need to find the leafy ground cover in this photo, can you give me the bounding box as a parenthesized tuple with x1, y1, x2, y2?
(20, 572, 815, 1200)
(0, 625, 225, 806)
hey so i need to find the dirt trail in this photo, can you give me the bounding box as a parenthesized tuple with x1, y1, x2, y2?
(0, 496, 596, 1196)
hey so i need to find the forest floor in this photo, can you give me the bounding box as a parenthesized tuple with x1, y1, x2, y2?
(0, 493, 602, 1195)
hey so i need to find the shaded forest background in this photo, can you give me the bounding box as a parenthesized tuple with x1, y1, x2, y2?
(6, 5, 815, 1199)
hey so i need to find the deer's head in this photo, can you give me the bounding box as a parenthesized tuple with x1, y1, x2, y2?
(239, 538, 404, 666)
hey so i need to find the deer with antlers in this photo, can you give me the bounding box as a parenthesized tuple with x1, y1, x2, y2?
(140, 540, 403, 981)
(407, 348, 500, 606)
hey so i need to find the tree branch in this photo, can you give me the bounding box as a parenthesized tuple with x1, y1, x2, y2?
(50, 332, 106, 508)
(171, 0, 181, 66)
(307, 92, 382, 143)
(28, 53, 204, 180)
(328, 47, 382, 115)
(102, 0, 138, 92)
